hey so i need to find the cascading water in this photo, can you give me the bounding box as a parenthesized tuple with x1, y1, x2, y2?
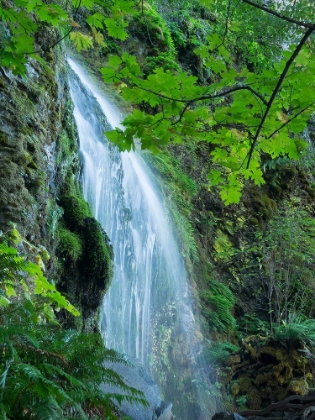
(67, 57, 219, 420)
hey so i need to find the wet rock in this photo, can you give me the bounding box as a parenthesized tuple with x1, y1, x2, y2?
(101, 357, 173, 420)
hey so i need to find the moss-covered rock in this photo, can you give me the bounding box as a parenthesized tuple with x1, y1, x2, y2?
(56, 185, 113, 328)
(224, 336, 313, 411)
(57, 227, 83, 263)
(79, 217, 113, 311)
(59, 193, 93, 230)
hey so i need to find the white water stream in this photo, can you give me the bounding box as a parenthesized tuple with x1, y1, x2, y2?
(67, 57, 217, 419)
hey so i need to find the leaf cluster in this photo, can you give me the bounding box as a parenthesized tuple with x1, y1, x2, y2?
(0, 0, 139, 74)
(205, 341, 240, 365)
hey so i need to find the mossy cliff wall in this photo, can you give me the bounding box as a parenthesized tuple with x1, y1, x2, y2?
(0, 49, 112, 329)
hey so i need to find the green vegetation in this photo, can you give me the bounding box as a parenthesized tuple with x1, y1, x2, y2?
(100, 1, 315, 204)
(256, 205, 315, 328)
(80, 217, 113, 292)
(200, 279, 236, 334)
(3, 0, 315, 413)
(57, 227, 83, 262)
(131, 5, 180, 74)
(274, 316, 315, 347)
(56, 185, 113, 322)
(0, 233, 146, 418)
(59, 193, 93, 230)
(1, 1, 315, 205)
(205, 341, 240, 364)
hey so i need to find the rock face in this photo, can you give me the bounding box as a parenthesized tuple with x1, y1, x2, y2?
(101, 357, 173, 420)
(0, 58, 63, 248)
(220, 336, 314, 410)
(0, 52, 113, 328)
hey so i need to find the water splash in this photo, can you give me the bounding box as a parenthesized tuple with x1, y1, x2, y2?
(67, 57, 219, 419)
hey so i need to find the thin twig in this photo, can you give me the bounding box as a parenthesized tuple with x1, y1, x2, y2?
(267, 101, 315, 139)
(131, 82, 268, 107)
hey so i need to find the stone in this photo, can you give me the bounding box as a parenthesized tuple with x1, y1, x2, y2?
(101, 357, 173, 420)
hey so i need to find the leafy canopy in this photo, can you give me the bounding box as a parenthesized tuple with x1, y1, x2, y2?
(101, 0, 315, 204)
(1, 0, 315, 204)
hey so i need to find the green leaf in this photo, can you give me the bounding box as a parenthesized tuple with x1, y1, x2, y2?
(208, 169, 223, 186)
(35, 3, 68, 26)
(220, 184, 242, 205)
(104, 18, 128, 40)
(69, 32, 93, 52)
(86, 12, 104, 29)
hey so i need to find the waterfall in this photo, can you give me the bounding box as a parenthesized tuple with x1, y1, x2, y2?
(67, 57, 218, 420)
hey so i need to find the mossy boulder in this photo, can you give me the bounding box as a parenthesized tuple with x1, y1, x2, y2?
(56, 189, 113, 328)
(57, 227, 83, 263)
(79, 217, 113, 311)
(58, 193, 92, 230)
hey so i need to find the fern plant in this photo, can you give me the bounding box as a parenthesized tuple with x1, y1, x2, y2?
(206, 342, 240, 365)
(273, 315, 315, 347)
(200, 279, 236, 334)
(0, 232, 147, 419)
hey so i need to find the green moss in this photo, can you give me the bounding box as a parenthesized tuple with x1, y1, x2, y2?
(238, 376, 252, 394)
(251, 192, 277, 218)
(134, 6, 176, 55)
(288, 378, 309, 395)
(246, 386, 262, 410)
(56, 130, 73, 165)
(80, 217, 113, 294)
(129, 5, 179, 74)
(57, 227, 83, 262)
(56, 186, 113, 323)
(59, 193, 92, 230)
(47, 200, 64, 239)
(213, 230, 235, 262)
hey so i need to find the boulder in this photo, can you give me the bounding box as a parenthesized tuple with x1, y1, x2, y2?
(101, 356, 173, 420)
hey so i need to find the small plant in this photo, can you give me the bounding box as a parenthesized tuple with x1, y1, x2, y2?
(257, 206, 315, 329)
(206, 341, 240, 364)
(274, 315, 315, 347)
(200, 279, 236, 334)
(238, 313, 270, 337)
(236, 394, 247, 410)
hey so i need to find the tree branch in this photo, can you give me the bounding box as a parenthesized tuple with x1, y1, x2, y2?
(170, 85, 267, 125)
(245, 27, 315, 169)
(242, 0, 315, 29)
(135, 83, 268, 108)
(267, 101, 315, 139)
